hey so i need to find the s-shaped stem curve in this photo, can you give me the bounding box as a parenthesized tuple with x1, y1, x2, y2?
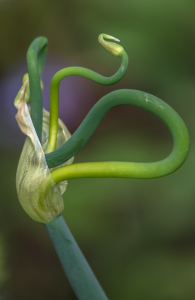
(47, 34, 128, 152)
(47, 89, 189, 181)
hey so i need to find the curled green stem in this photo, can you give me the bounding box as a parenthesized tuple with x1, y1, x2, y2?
(47, 89, 189, 180)
(47, 34, 128, 153)
(27, 36, 48, 142)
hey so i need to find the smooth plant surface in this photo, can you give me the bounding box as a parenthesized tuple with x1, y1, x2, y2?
(13, 33, 190, 300)
(1, 2, 195, 299)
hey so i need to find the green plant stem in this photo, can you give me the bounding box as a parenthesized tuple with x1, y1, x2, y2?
(45, 215, 108, 300)
(47, 89, 189, 178)
(27, 37, 48, 142)
(47, 50, 128, 152)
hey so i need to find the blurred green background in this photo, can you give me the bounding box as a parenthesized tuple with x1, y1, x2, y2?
(1, 0, 195, 299)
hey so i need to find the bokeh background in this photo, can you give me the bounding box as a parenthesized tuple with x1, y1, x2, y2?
(0, 0, 195, 299)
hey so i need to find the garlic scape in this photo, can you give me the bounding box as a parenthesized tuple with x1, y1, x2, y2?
(14, 34, 129, 224)
(14, 33, 190, 300)
(14, 33, 190, 224)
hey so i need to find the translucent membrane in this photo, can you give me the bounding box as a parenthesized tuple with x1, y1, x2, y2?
(14, 81, 73, 223)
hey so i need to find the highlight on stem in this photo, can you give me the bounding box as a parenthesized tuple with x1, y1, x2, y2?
(14, 32, 190, 223)
(47, 33, 128, 153)
(13, 32, 190, 300)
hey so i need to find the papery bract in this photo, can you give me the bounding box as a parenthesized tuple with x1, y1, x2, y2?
(14, 79, 73, 223)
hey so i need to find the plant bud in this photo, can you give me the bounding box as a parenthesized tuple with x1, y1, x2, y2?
(14, 79, 73, 223)
(98, 33, 124, 57)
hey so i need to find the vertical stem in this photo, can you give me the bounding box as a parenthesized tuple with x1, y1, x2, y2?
(26, 37, 48, 142)
(45, 215, 109, 300)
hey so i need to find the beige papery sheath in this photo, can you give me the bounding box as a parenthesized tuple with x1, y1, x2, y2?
(14, 80, 73, 223)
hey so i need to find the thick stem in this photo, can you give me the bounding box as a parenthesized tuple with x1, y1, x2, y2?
(46, 89, 189, 176)
(45, 215, 109, 300)
(27, 37, 48, 142)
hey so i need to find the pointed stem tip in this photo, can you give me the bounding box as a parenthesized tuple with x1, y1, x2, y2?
(98, 33, 124, 57)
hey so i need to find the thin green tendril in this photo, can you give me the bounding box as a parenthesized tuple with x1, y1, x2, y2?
(47, 33, 128, 153)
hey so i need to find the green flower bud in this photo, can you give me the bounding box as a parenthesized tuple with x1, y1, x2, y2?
(98, 33, 124, 57)
(14, 78, 73, 223)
